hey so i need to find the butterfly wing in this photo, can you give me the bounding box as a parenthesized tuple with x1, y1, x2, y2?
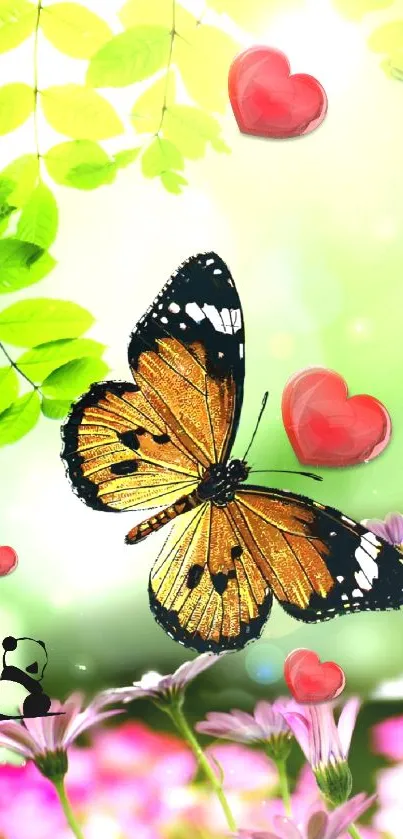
(233, 486, 403, 622)
(61, 252, 244, 514)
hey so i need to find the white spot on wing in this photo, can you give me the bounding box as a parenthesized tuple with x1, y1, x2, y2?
(356, 542, 379, 584)
(352, 588, 364, 598)
(186, 302, 206, 323)
(362, 532, 381, 554)
(168, 302, 180, 313)
(337, 575, 344, 582)
(202, 304, 242, 334)
(239, 344, 244, 359)
(160, 316, 168, 324)
(355, 569, 373, 591)
(342, 515, 355, 526)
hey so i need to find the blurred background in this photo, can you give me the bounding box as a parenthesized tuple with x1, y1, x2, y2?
(1, 0, 403, 725)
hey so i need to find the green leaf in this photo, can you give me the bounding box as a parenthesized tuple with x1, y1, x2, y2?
(0, 83, 34, 135)
(41, 84, 123, 140)
(0, 155, 39, 207)
(41, 395, 72, 419)
(17, 337, 105, 382)
(42, 356, 108, 398)
(0, 203, 16, 236)
(16, 183, 58, 249)
(0, 298, 94, 346)
(175, 25, 239, 114)
(114, 147, 142, 169)
(0, 0, 36, 54)
(87, 25, 171, 88)
(141, 137, 183, 178)
(40, 3, 112, 58)
(381, 53, 403, 80)
(119, 0, 195, 32)
(206, 0, 303, 30)
(0, 177, 14, 202)
(368, 21, 403, 53)
(0, 365, 18, 413)
(333, 0, 394, 20)
(160, 170, 188, 194)
(0, 239, 55, 293)
(163, 105, 226, 160)
(0, 391, 40, 445)
(45, 140, 115, 190)
(131, 71, 175, 134)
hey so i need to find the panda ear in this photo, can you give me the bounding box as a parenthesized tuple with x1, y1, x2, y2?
(2, 636, 17, 651)
(37, 640, 47, 651)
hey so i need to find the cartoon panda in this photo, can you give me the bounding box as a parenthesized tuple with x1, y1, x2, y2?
(0, 636, 51, 719)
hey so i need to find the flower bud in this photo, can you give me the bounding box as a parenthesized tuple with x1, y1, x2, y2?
(35, 748, 68, 781)
(314, 759, 353, 806)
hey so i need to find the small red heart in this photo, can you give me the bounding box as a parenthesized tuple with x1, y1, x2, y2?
(282, 367, 391, 467)
(228, 46, 327, 139)
(0, 546, 18, 576)
(284, 648, 345, 704)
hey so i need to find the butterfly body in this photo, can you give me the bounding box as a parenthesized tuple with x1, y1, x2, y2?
(61, 252, 403, 652)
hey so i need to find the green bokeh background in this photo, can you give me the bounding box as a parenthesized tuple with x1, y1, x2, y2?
(1, 0, 403, 726)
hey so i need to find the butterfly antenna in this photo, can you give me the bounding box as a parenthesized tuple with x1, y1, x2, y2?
(243, 391, 269, 461)
(249, 469, 323, 482)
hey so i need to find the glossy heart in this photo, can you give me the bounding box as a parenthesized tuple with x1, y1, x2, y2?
(0, 546, 18, 576)
(284, 648, 345, 704)
(282, 367, 391, 467)
(228, 46, 327, 139)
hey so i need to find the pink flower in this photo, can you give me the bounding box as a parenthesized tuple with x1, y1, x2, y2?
(233, 792, 376, 838)
(372, 714, 403, 760)
(196, 699, 295, 744)
(96, 653, 221, 706)
(205, 743, 277, 792)
(362, 512, 403, 547)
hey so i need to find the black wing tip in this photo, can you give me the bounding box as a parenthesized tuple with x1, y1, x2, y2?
(148, 581, 273, 653)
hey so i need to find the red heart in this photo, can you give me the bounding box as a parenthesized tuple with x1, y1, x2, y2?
(228, 46, 327, 139)
(282, 367, 391, 467)
(284, 648, 345, 704)
(0, 546, 18, 576)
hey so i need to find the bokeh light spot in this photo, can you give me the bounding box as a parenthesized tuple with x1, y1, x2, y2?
(245, 642, 284, 684)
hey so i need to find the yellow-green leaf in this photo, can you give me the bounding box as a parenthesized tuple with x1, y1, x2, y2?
(333, 0, 394, 20)
(42, 356, 108, 398)
(0, 240, 55, 293)
(17, 337, 105, 382)
(40, 3, 112, 58)
(381, 53, 403, 80)
(0, 83, 34, 135)
(368, 21, 403, 53)
(175, 25, 239, 113)
(131, 71, 175, 134)
(16, 183, 58, 248)
(41, 395, 72, 419)
(0, 0, 36, 54)
(114, 147, 142, 169)
(120, 0, 196, 34)
(0, 366, 18, 413)
(0, 298, 93, 346)
(207, 0, 303, 30)
(45, 140, 115, 189)
(0, 155, 39, 207)
(0, 391, 40, 445)
(160, 170, 187, 194)
(41, 84, 123, 140)
(141, 137, 183, 178)
(163, 105, 225, 160)
(87, 25, 171, 88)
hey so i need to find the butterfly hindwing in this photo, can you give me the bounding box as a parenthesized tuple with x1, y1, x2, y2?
(234, 486, 403, 622)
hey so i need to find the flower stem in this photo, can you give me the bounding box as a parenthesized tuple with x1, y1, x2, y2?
(0, 342, 39, 391)
(276, 759, 292, 817)
(348, 825, 364, 839)
(53, 778, 86, 839)
(168, 704, 237, 832)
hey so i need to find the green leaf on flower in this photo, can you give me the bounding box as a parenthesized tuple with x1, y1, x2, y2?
(206, 0, 303, 30)
(44, 140, 115, 189)
(0, 366, 18, 413)
(0, 0, 36, 54)
(0, 391, 40, 446)
(114, 147, 142, 169)
(0, 83, 34, 135)
(368, 21, 403, 53)
(17, 337, 105, 382)
(41, 84, 123, 140)
(119, 0, 195, 32)
(333, 0, 394, 20)
(87, 26, 171, 88)
(40, 3, 112, 58)
(141, 138, 183, 178)
(41, 396, 72, 419)
(160, 171, 188, 194)
(42, 356, 108, 399)
(0, 155, 39, 207)
(175, 24, 239, 114)
(0, 240, 55, 293)
(131, 71, 175, 134)
(16, 183, 58, 249)
(163, 105, 227, 160)
(0, 298, 94, 346)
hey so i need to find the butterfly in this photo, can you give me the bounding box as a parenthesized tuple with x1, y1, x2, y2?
(61, 252, 403, 653)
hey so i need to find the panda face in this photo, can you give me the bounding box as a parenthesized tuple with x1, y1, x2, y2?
(4, 638, 48, 681)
